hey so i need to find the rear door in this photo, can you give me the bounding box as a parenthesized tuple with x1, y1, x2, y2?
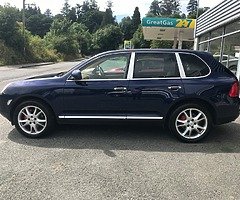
(126, 52, 185, 119)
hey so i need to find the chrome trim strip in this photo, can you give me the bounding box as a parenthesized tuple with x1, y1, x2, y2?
(127, 52, 135, 80)
(127, 116, 163, 120)
(58, 116, 163, 120)
(175, 53, 186, 78)
(66, 79, 125, 82)
(59, 116, 126, 119)
(128, 77, 182, 80)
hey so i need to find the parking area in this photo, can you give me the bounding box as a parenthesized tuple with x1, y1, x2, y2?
(0, 63, 240, 199)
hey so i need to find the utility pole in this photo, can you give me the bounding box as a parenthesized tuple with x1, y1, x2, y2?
(22, 0, 26, 55)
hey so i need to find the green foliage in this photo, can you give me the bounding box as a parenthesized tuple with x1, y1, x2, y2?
(148, 0, 181, 17)
(120, 17, 133, 40)
(150, 40, 173, 48)
(0, 5, 23, 49)
(27, 34, 58, 62)
(70, 23, 92, 55)
(101, 8, 115, 27)
(132, 7, 141, 34)
(26, 14, 53, 38)
(187, 0, 198, 16)
(131, 26, 150, 48)
(92, 25, 123, 53)
(44, 18, 79, 60)
(148, 0, 161, 16)
(61, 0, 77, 22)
(1, 0, 196, 65)
(78, 10, 104, 33)
(0, 40, 25, 65)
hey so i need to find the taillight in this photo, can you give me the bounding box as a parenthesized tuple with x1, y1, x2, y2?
(229, 81, 239, 97)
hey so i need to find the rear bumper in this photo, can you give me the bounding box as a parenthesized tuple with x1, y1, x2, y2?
(215, 101, 239, 125)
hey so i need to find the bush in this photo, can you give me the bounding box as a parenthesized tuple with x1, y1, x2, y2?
(28, 34, 58, 62)
(0, 40, 25, 65)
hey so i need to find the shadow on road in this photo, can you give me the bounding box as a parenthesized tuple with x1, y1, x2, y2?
(8, 122, 240, 154)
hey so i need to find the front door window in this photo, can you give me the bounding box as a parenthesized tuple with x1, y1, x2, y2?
(81, 54, 130, 80)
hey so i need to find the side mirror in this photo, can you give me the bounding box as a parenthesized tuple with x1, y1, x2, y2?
(71, 69, 82, 80)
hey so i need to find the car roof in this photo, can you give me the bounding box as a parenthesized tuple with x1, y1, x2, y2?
(101, 48, 211, 55)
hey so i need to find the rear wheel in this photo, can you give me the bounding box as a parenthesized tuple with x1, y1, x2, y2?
(169, 104, 212, 142)
(13, 100, 55, 138)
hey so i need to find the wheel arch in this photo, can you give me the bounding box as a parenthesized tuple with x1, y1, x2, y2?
(164, 98, 217, 127)
(10, 95, 56, 124)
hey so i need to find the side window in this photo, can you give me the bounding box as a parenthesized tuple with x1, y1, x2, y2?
(180, 53, 210, 77)
(133, 53, 180, 78)
(80, 54, 130, 80)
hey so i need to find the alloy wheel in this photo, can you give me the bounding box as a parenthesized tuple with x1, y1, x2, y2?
(17, 106, 47, 135)
(175, 108, 208, 140)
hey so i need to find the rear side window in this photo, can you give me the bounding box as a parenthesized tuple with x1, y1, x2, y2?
(180, 53, 210, 77)
(134, 53, 180, 78)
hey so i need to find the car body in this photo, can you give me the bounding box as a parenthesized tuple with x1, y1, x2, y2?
(0, 49, 239, 142)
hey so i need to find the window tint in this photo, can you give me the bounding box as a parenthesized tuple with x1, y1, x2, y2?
(80, 54, 130, 80)
(133, 53, 180, 78)
(180, 53, 210, 77)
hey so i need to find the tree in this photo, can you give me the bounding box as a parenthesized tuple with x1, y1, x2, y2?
(26, 14, 53, 38)
(79, 10, 104, 33)
(101, 1, 115, 27)
(131, 26, 150, 48)
(45, 18, 79, 59)
(24, 5, 53, 38)
(61, 0, 77, 22)
(0, 5, 23, 51)
(120, 17, 133, 40)
(92, 25, 123, 53)
(76, 0, 103, 33)
(150, 40, 173, 48)
(61, 0, 70, 17)
(160, 0, 180, 17)
(198, 7, 210, 17)
(69, 22, 92, 55)
(148, 0, 161, 16)
(187, 0, 198, 16)
(44, 9, 52, 17)
(132, 7, 141, 34)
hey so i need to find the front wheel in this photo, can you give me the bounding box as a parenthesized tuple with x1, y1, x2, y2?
(13, 100, 55, 138)
(169, 104, 212, 142)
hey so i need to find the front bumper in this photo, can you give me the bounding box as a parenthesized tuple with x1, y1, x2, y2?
(0, 93, 12, 121)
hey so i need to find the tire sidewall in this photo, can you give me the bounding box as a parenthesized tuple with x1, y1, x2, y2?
(13, 100, 55, 138)
(169, 104, 212, 142)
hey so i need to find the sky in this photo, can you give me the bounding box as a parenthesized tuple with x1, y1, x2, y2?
(0, 0, 223, 19)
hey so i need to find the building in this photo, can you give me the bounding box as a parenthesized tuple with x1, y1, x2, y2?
(195, 0, 240, 77)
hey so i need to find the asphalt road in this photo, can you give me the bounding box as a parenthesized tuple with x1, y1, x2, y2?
(0, 62, 240, 200)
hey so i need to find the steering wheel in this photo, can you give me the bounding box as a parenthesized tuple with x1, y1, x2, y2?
(92, 65, 105, 78)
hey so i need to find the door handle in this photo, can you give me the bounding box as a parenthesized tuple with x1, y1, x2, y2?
(168, 86, 182, 90)
(113, 87, 127, 91)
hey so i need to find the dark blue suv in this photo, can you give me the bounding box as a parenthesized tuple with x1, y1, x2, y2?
(0, 49, 239, 142)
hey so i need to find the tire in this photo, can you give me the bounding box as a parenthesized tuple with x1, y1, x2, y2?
(169, 104, 212, 142)
(13, 100, 55, 138)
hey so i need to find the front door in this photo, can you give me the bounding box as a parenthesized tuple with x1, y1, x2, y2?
(62, 53, 131, 119)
